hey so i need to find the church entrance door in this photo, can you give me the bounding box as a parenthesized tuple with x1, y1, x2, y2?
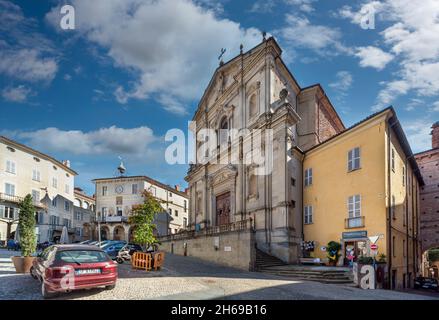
(216, 192, 231, 226)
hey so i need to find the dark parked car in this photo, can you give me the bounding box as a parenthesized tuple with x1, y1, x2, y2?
(30, 244, 118, 299)
(414, 277, 439, 291)
(101, 241, 127, 259)
(123, 243, 143, 255)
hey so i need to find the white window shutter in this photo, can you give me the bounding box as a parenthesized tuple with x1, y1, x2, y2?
(0, 205, 4, 218)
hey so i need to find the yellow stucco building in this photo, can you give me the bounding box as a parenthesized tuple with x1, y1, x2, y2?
(302, 107, 424, 290)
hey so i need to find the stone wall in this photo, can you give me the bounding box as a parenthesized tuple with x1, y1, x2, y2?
(159, 229, 256, 271)
(415, 148, 439, 252)
(318, 102, 340, 143)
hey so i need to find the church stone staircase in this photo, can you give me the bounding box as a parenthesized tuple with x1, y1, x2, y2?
(255, 249, 353, 284)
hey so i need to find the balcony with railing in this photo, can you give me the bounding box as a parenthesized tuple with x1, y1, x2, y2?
(101, 216, 128, 223)
(158, 218, 254, 241)
(345, 216, 365, 229)
(50, 224, 76, 233)
(0, 193, 47, 209)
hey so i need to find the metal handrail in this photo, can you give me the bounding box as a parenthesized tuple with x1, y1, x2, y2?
(158, 218, 254, 241)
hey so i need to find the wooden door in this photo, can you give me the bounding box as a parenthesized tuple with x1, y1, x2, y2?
(216, 192, 231, 226)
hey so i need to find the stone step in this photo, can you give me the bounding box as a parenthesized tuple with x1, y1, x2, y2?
(260, 271, 352, 278)
(261, 272, 354, 284)
(261, 272, 352, 280)
(261, 269, 351, 275)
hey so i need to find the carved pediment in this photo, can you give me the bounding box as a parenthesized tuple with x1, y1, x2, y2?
(208, 165, 237, 187)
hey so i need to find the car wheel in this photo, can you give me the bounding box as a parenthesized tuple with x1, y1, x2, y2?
(41, 282, 57, 299)
(29, 266, 38, 280)
(105, 284, 116, 290)
(116, 258, 124, 264)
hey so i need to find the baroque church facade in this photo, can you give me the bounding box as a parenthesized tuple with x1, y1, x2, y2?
(185, 37, 345, 263)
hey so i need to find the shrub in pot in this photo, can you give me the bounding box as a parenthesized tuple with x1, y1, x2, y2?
(11, 195, 37, 273)
(326, 241, 341, 266)
(357, 255, 374, 265)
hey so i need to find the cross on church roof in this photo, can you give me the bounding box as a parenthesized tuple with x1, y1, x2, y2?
(218, 48, 226, 66)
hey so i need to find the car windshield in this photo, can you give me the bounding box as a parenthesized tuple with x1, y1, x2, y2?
(102, 242, 123, 249)
(55, 250, 109, 263)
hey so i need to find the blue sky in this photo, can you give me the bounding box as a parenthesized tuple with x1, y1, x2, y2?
(1, 0, 438, 195)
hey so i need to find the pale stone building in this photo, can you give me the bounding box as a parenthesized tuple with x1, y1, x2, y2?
(73, 187, 95, 242)
(0, 136, 77, 243)
(93, 174, 189, 242)
(184, 37, 344, 264)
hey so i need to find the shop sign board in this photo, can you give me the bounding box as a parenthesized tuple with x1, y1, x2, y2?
(342, 231, 367, 239)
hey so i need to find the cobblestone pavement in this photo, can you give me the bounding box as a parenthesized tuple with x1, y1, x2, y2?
(1, 249, 437, 300)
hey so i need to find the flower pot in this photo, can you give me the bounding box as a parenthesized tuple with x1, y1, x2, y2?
(23, 257, 35, 273)
(327, 260, 336, 266)
(11, 256, 35, 273)
(11, 256, 24, 273)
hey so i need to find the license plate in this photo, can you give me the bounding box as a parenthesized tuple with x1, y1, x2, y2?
(75, 268, 101, 275)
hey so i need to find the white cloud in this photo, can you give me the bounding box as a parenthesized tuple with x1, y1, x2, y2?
(354, 46, 394, 70)
(0, 48, 58, 82)
(278, 15, 350, 55)
(338, 1, 384, 26)
(285, 0, 317, 13)
(0, 1, 58, 83)
(156, 94, 188, 116)
(339, 0, 439, 110)
(250, 0, 276, 13)
(1, 85, 32, 103)
(432, 101, 439, 112)
(401, 118, 433, 153)
(14, 126, 158, 156)
(329, 71, 353, 92)
(373, 80, 409, 111)
(250, 0, 315, 14)
(405, 98, 424, 111)
(46, 0, 261, 115)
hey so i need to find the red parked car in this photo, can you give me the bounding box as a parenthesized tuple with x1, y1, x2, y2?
(30, 244, 118, 299)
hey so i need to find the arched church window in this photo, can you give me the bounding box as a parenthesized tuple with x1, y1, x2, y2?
(249, 93, 257, 118)
(197, 194, 203, 215)
(249, 173, 257, 197)
(219, 116, 229, 146)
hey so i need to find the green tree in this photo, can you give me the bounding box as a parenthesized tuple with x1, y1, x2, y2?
(128, 191, 164, 247)
(18, 194, 37, 256)
(428, 248, 439, 262)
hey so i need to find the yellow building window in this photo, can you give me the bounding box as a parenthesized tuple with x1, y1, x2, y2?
(304, 168, 313, 186)
(304, 205, 313, 224)
(348, 147, 361, 171)
(347, 195, 363, 228)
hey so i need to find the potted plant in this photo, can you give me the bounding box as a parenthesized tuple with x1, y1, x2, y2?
(377, 253, 386, 263)
(357, 255, 374, 265)
(128, 191, 163, 251)
(11, 195, 37, 273)
(326, 241, 341, 266)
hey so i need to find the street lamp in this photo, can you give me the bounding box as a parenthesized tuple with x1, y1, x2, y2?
(97, 211, 101, 246)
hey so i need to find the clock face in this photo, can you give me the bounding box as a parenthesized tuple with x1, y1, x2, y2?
(115, 185, 124, 194)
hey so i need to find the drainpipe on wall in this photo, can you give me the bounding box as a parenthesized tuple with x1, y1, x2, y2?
(412, 175, 416, 276)
(405, 157, 410, 287)
(387, 119, 393, 289)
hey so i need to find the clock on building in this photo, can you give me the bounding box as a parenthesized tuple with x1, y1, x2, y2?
(115, 185, 124, 194)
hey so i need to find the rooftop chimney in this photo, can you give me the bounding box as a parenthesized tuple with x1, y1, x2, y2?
(432, 122, 439, 149)
(62, 160, 71, 168)
(175, 185, 180, 191)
